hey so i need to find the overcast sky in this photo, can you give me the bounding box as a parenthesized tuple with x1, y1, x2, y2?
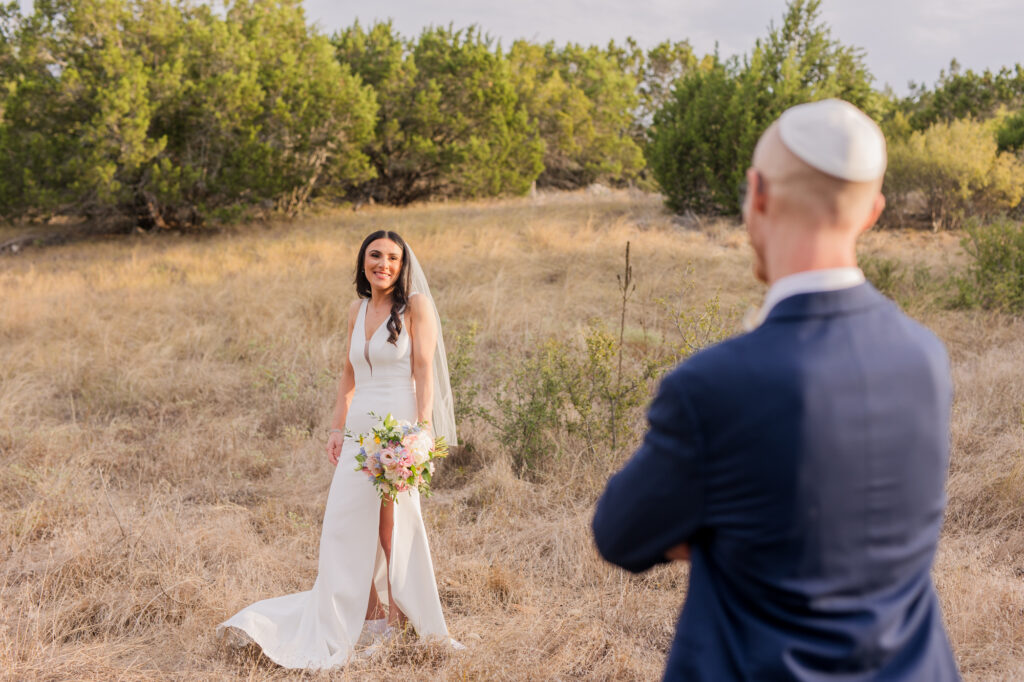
(15, 0, 1024, 94)
(300, 0, 1024, 94)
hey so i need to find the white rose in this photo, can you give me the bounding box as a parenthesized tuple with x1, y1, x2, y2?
(413, 436, 431, 464)
(402, 432, 431, 465)
(364, 437, 381, 457)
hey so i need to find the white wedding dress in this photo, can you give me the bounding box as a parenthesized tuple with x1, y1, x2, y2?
(217, 297, 451, 668)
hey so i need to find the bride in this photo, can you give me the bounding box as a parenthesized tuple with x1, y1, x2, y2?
(218, 230, 459, 668)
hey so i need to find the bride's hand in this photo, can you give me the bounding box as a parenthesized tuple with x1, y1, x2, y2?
(326, 431, 344, 466)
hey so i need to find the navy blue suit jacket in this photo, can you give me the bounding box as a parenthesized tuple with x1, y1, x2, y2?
(592, 284, 960, 681)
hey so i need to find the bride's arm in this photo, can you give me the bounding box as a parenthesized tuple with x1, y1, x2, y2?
(408, 294, 437, 426)
(326, 300, 361, 465)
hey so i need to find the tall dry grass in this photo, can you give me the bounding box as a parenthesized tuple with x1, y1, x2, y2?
(1, 190, 1022, 680)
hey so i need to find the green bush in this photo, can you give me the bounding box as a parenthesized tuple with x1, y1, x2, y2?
(508, 41, 645, 189)
(860, 254, 948, 311)
(900, 60, 1024, 132)
(956, 218, 1024, 312)
(645, 61, 743, 213)
(885, 117, 1024, 230)
(491, 246, 736, 478)
(0, 0, 378, 227)
(645, 0, 877, 215)
(333, 22, 543, 204)
(492, 341, 568, 476)
(446, 323, 488, 427)
(996, 108, 1024, 152)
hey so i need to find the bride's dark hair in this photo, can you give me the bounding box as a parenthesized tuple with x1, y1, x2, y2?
(354, 230, 411, 346)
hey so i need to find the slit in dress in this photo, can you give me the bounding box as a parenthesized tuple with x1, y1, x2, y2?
(363, 303, 373, 375)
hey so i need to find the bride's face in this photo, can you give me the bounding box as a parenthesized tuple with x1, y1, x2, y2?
(364, 238, 403, 292)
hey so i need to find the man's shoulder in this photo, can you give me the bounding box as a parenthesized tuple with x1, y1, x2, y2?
(660, 329, 769, 395)
(662, 295, 949, 394)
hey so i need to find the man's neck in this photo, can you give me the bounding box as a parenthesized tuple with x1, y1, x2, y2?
(763, 227, 859, 285)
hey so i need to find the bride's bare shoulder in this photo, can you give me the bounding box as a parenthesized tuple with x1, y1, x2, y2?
(406, 293, 434, 316)
(346, 299, 362, 330)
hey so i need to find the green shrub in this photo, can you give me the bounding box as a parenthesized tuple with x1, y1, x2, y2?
(490, 246, 736, 478)
(885, 117, 1024, 230)
(860, 254, 948, 311)
(508, 41, 645, 189)
(996, 108, 1024, 153)
(901, 60, 1024, 132)
(0, 0, 378, 228)
(333, 22, 544, 205)
(956, 218, 1024, 312)
(446, 323, 488, 427)
(645, 0, 877, 215)
(645, 60, 743, 214)
(492, 341, 568, 476)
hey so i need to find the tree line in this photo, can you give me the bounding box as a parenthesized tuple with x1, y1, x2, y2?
(1, 0, 1022, 230)
(645, 0, 1024, 228)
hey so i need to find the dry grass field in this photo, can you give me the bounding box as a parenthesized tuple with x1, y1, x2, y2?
(2, 190, 1022, 680)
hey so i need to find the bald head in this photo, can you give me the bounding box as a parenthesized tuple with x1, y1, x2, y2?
(752, 122, 884, 232)
(744, 100, 889, 284)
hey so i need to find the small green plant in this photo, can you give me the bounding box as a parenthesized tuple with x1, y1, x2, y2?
(446, 323, 488, 426)
(955, 218, 1024, 312)
(653, 264, 736, 364)
(257, 365, 301, 402)
(860, 254, 953, 312)
(558, 322, 661, 458)
(491, 244, 736, 478)
(861, 255, 905, 299)
(492, 340, 568, 476)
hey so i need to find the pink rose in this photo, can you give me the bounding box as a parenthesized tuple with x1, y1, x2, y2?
(379, 448, 397, 466)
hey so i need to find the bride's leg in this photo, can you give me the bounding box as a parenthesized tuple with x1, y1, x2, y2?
(365, 582, 386, 620)
(378, 498, 408, 628)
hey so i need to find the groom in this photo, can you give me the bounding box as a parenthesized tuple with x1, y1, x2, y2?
(592, 99, 960, 680)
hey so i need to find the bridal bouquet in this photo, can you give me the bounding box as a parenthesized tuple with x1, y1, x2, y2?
(353, 413, 449, 502)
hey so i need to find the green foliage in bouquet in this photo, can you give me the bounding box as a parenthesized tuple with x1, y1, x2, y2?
(353, 413, 449, 502)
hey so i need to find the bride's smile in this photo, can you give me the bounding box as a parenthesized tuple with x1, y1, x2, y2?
(365, 241, 404, 290)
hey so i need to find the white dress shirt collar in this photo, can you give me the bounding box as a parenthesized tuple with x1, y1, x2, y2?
(744, 267, 866, 330)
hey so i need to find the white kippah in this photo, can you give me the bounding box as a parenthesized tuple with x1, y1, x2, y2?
(777, 99, 887, 182)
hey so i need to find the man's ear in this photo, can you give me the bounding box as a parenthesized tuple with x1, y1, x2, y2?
(859, 193, 885, 235)
(743, 168, 767, 218)
(752, 169, 769, 215)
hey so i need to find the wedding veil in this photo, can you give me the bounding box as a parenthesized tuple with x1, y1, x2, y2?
(405, 247, 457, 447)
